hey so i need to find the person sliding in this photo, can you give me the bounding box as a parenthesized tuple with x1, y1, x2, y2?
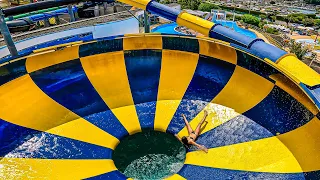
(175, 110, 209, 153)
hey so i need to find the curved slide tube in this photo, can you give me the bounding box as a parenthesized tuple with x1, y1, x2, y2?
(5, 7, 63, 21)
(4, 6, 77, 33)
(0, 34, 319, 179)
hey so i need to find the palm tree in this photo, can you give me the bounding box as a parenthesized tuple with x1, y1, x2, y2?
(289, 39, 310, 60)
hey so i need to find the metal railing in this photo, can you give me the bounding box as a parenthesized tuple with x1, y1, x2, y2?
(242, 23, 284, 49)
(252, 26, 282, 47)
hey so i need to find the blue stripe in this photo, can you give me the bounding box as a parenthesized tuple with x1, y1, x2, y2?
(230, 43, 255, 55)
(85, 170, 127, 180)
(124, 50, 162, 129)
(166, 55, 236, 134)
(249, 40, 287, 62)
(304, 170, 320, 180)
(210, 24, 255, 48)
(0, 119, 112, 159)
(0, 118, 37, 157)
(178, 165, 305, 180)
(135, 102, 157, 130)
(236, 50, 279, 82)
(146, 1, 181, 22)
(0, 58, 27, 85)
(79, 39, 123, 57)
(300, 83, 320, 110)
(193, 115, 273, 151)
(243, 86, 314, 135)
(29, 59, 128, 139)
(162, 36, 199, 53)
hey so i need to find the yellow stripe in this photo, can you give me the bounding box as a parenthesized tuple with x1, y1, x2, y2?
(154, 50, 198, 132)
(117, 0, 151, 9)
(198, 39, 237, 64)
(265, 58, 301, 84)
(165, 174, 186, 180)
(46, 118, 119, 149)
(26, 45, 79, 73)
(185, 137, 302, 173)
(270, 74, 319, 115)
(176, 12, 214, 36)
(178, 103, 239, 137)
(0, 74, 79, 131)
(277, 55, 320, 87)
(212, 66, 274, 114)
(111, 105, 141, 134)
(0, 158, 116, 179)
(278, 117, 320, 172)
(81, 51, 141, 134)
(123, 36, 162, 50)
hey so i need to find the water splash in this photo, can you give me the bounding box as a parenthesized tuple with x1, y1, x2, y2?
(124, 152, 184, 180)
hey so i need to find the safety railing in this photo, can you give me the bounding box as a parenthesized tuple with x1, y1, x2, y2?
(258, 29, 283, 49)
(244, 23, 284, 49)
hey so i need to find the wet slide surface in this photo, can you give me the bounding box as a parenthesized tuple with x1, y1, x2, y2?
(0, 35, 320, 179)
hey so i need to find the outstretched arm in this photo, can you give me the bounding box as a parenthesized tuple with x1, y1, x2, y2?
(191, 141, 208, 153)
(182, 114, 189, 126)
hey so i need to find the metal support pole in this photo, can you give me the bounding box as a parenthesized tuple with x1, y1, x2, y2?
(103, 2, 108, 15)
(144, 11, 150, 33)
(67, 5, 75, 22)
(0, 8, 18, 57)
(94, 5, 100, 17)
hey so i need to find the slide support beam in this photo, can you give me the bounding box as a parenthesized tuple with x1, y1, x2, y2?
(0, 8, 18, 57)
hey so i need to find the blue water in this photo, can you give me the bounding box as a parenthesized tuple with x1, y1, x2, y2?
(151, 23, 184, 35)
(214, 20, 257, 38)
(288, 8, 316, 14)
(295, 39, 318, 45)
(152, 22, 257, 38)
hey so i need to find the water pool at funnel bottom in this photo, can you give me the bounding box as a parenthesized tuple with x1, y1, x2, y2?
(113, 130, 186, 180)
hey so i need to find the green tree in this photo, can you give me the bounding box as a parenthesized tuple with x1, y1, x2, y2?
(242, 14, 260, 26)
(259, 21, 266, 29)
(198, 3, 220, 12)
(259, 14, 267, 20)
(266, 27, 279, 35)
(303, 18, 314, 26)
(284, 16, 289, 27)
(289, 40, 310, 60)
(178, 0, 201, 10)
(314, 19, 320, 27)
